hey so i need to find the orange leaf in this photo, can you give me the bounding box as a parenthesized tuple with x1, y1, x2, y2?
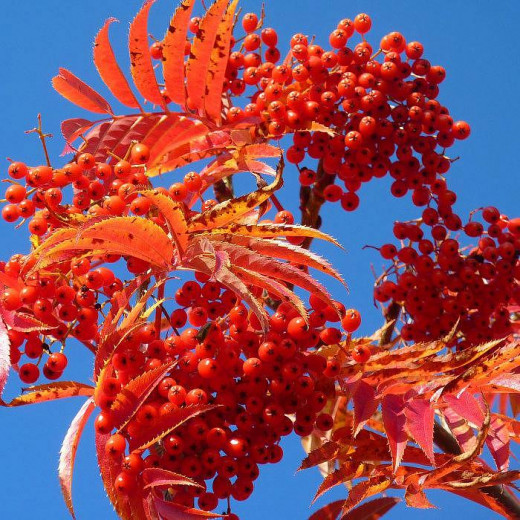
(139, 189, 189, 257)
(147, 117, 210, 171)
(52, 68, 113, 114)
(188, 161, 283, 232)
(111, 361, 177, 430)
(94, 18, 141, 109)
(5, 381, 94, 407)
(204, 0, 239, 122)
(142, 467, 202, 490)
(341, 496, 400, 519)
(185, 0, 229, 113)
(129, 0, 166, 108)
(59, 398, 96, 519)
(341, 480, 391, 516)
(299, 441, 340, 471)
(162, 0, 196, 106)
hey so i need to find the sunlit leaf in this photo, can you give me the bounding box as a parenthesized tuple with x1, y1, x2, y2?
(52, 68, 113, 114)
(94, 18, 141, 109)
(5, 382, 94, 407)
(59, 398, 96, 519)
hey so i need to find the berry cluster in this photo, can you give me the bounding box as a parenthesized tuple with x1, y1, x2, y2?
(206, 12, 470, 212)
(375, 208, 520, 346)
(93, 279, 361, 515)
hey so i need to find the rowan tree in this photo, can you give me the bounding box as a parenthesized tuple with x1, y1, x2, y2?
(1, 1, 519, 519)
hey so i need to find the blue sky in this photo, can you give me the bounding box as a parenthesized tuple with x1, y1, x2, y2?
(0, 1, 518, 519)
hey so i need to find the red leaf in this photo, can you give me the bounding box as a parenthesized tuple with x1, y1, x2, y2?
(404, 397, 435, 465)
(341, 497, 400, 520)
(204, 0, 239, 122)
(313, 464, 359, 503)
(52, 68, 113, 114)
(111, 361, 176, 430)
(381, 394, 407, 472)
(129, 0, 166, 108)
(61, 118, 95, 144)
(299, 441, 340, 471)
(486, 416, 510, 471)
(0, 312, 10, 403)
(308, 500, 344, 520)
(94, 18, 141, 109)
(128, 404, 217, 451)
(162, 0, 196, 106)
(443, 391, 485, 428)
(96, 432, 147, 520)
(141, 467, 202, 490)
(152, 496, 224, 519)
(185, 0, 229, 114)
(352, 381, 379, 436)
(59, 398, 96, 519)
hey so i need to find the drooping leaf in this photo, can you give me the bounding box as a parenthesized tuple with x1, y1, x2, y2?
(340, 496, 400, 519)
(442, 406, 477, 454)
(299, 441, 340, 471)
(308, 500, 344, 520)
(486, 416, 510, 471)
(111, 361, 176, 430)
(129, 404, 216, 451)
(5, 381, 94, 407)
(0, 312, 10, 403)
(352, 381, 379, 437)
(404, 487, 435, 509)
(52, 68, 113, 114)
(162, 0, 196, 106)
(381, 394, 407, 472)
(443, 392, 485, 428)
(185, 0, 229, 114)
(129, 0, 166, 108)
(404, 397, 435, 465)
(211, 234, 346, 286)
(204, 0, 239, 123)
(58, 398, 96, 519)
(96, 432, 147, 520)
(94, 18, 141, 109)
(32, 217, 173, 271)
(313, 463, 362, 503)
(341, 480, 391, 515)
(232, 265, 308, 321)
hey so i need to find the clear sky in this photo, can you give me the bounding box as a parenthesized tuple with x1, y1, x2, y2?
(0, 1, 518, 519)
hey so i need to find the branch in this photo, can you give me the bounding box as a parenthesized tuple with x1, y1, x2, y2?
(433, 422, 520, 518)
(213, 177, 234, 203)
(379, 302, 401, 346)
(300, 159, 335, 250)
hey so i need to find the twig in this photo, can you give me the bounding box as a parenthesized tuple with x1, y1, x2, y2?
(300, 159, 336, 250)
(379, 302, 401, 346)
(213, 177, 234, 203)
(433, 422, 520, 518)
(25, 114, 52, 167)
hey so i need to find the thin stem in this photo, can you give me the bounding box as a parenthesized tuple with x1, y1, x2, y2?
(25, 114, 52, 167)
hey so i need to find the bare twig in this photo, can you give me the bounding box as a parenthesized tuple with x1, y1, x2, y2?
(25, 114, 52, 167)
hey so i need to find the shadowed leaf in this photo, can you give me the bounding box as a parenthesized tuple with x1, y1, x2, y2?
(341, 496, 400, 519)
